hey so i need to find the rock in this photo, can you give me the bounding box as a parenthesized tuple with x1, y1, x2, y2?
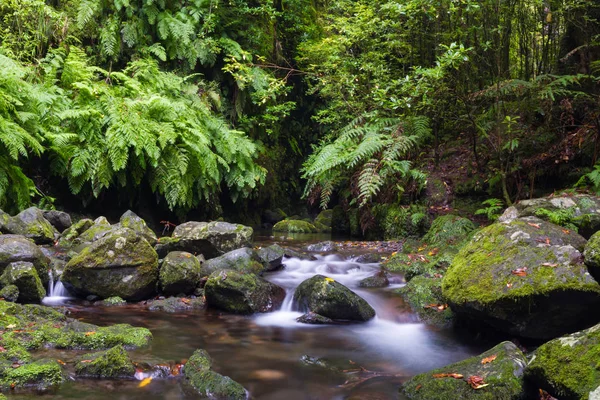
(422, 214, 477, 248)
(282, 247, 316, 260)
(42, 210, 72, 233)
(398, 275, 454, 328)
(159, 251, 202, 295)
(170, 221, 253, 259)
(293, 275, 375, 321)
(205, 270, 285, 314)
(75, 345, 135, 378)
(57, 218, 94, 246)
(0, 207, 58, 245)
(500, 194, 600, 237)
(202, 248, 265, 277)
(525, 322, 600, 400)
(257, 244, 285, 271)
(0, 262, 46, 303)
(146, 296, 206, 312)
(95, 296, 127, 306)
(0, 358, 64, 391)
(0, 234, 50, 284)
(401, 341, 527, 400)
(263, 209, 287, 224)
(314, 209, 333, 233)
(273, 219, 317, 233)
(183, 349, 247, 399)
(442, 217, 600, 339)
(0, 284, 19, 302)
(354, 253, 384, 263)
(296, 312, 334, 324)
(584, 230, 600, 281)
(70, 217, 112, 247)
(306, 241, 337, 252)
(117, 210, 157, 245)
(358, 270, 389, 288)
(331, 205, 351, 234)
(62, 227, 159, 301)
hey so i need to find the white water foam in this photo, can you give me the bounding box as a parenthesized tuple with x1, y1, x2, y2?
(42, 271, 72, 305)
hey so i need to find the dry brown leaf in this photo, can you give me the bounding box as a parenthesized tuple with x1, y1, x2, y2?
(416, 384, 422, 391)
(467, 375, 488, 389)
(432, 373, 463, 379)
(541, 263, 558, 267)
(481, 354, 497, 364)
(528, 222, 541, 229)
(511, 267, 528, 277)
(84, 331, 96, 336)
(562, 229, 570, 235)
(56, 359, 66, 365)
(80, 360, 92, 363)
(506, 282, 513, 288)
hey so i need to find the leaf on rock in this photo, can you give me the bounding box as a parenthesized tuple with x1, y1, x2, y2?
(541, 263, 558, 267)
(467, 375, 488, 389)
(138, 377, 153, 388)
(511, 267, 527, 277)
(84, 331, 96, 336)
(432, 373, 463, 379)
(539, 388, 558, 400)
(481, 354, 497, 364)
(528, 222, 541, 229)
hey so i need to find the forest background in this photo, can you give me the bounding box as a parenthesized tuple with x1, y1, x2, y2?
(1, 0, 599, 238)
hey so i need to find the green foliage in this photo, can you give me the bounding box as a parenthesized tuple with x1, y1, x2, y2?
(475, 198, 504, 221)
(372, 204, 430, 240)
(422, 215, 477, 248)
(576, 164, 600, 194)
(534, 207, 579, 232)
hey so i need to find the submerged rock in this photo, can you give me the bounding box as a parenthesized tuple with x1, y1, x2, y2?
(293, 275, 375, 322)
(525, 322, 600, 400)
(0, 234, 50, 284)
(358, 270, 389, 288)
(442, 217, 600, 339)
(0, 261, 45, 303)
(401, 341, 527, 399)
(62, 227, 159, 301)
(296, 312, 334, 325)
(202, 247, 265, 277)
(205, 270, 285, 314)
(257, 244, 285, 271)
(159, 251, 202, 295)
(117, 210, 157, 245)
(306, 241, 337, 252)
(183, 349, 247, 399)
(75, 345, 135, 378)
(146, 296, 206, 313)
(166, 221, 253, 259)
(0, 207, 58, 245)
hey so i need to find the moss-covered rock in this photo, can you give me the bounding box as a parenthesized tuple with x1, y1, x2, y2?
(293, 275, 375, 322)
(401, 341, 527, 400)
(146, 296, 206, 312)
(263, 209, 287, 224)
(358, 270, 389, 288)
(159, 251, 202, 295)
(524, 322, 600, 400)
(70, 218, 113, 248)
(75, 345, 135, 378)
(398, 275, 454, 328)
(117, 210, 157, 245)
(0, 234, 50, 285)
(62, 227, 158, 301)
(0, 207, 58, 245)
(273, 219, 317, 233)
(170, 221, 253, 259)
(205, 270, 285, 314)
(296, 312, 334, 324)
(442, 217, 600, 339)
(0, 284, 19, 302)
(57, 218, 94, 247)
(257, 244, 285, 271)
(183, 349, 247, 399)
(0, 358, 64, 391)
(42, 210, 72, 233)
(584, 230, 600, 281)
(314, 209, 333, 233)
(202, 248, 265, 277)
(501, 194, 600, 238)
(0, 262, 46, 303)
(95, 296, 127, 306)
(422, 214, 477, 248)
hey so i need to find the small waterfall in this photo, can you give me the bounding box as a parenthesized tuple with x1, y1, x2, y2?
(43, 271, 71, 304)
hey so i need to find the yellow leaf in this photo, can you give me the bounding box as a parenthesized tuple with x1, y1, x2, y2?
(84, 331, 96, 336)
(325, 277, 335, 283)
(6, 324, 15, 329)
(138, 377, 152, 388)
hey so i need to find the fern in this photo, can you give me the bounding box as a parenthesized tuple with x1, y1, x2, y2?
(475, 198, 504, 221)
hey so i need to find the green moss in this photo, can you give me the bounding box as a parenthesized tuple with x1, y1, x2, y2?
(183, 349, 247, 399)
(525, 323, 600, 399)
(0, 359, 64, 390)
(398, 275, 454, 328)
(99, 296, 127, 306)
(273, 219, 317, 233)
(0, 262, 46, 303)
(0, 285, 18, 302)
(75, 345, 135, 378)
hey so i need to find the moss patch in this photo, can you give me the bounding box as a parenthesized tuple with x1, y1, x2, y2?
(75, 345, 135, 378)
(183, 349, 247, 399)
(273, 219, 317, 233)
(398, 275, 454, 328)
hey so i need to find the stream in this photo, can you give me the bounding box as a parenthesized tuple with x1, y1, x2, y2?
(13, 234, 487, 399)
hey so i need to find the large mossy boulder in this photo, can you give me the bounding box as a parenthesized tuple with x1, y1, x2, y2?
(165, 221, 253, 259)
(159, 251, 202, 295)
(442, 216, 600, 339)
(75, 345, 135, 378)
(293, 275, 375, 322)
(525, 322, 600, 400)
(204, 270, 285, 314)
(272, 219, 317, 233)
(401, 341, 527, 400)
(500, 194, 600, 238)
(0, 358, 64, 391)
(0, 235, 50, 284)
(62, 227, 159, 301)
(0, 262, 46, 303)
(117, 210, 157, 245)
(257, 244, 285, 271)
(183, 349, 247, 399)
(202, 248, 265, 277)
(397, 275, 454, 328)
(70, 217, 112, 247)
(0, 207, 57, 245)
(57, 218, 94, 247)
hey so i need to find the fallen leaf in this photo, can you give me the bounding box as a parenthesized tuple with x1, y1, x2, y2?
(6, 324, 15, 329)
(433, 273, 443, 278)
(528, 222, 541, 229)
(562, 229, 570, 235)
(11, 363, 20, 369)
(56, 359, 66, 365)
(416, 384, 422, 391)
(541, 263, 558, 267)
(325, 277, 335, 283)
(432, 373, 463, 379)
(138, 377, 152, 388)
(511, 267, 528, 277)
(181, 298, 191, 304)
(506, 282, 513, 288)
(481, 354, 497, 364)
(467, 375, 488, 389)
(84, 331, 96, 336)
(80, 360, 92, 363)
(424, 303, 448, 311)
(539, 388, 558, 400)
(0, 347, 5, 353)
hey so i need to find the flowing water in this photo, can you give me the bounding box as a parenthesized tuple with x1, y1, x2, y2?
(14, 235, 488, 399)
